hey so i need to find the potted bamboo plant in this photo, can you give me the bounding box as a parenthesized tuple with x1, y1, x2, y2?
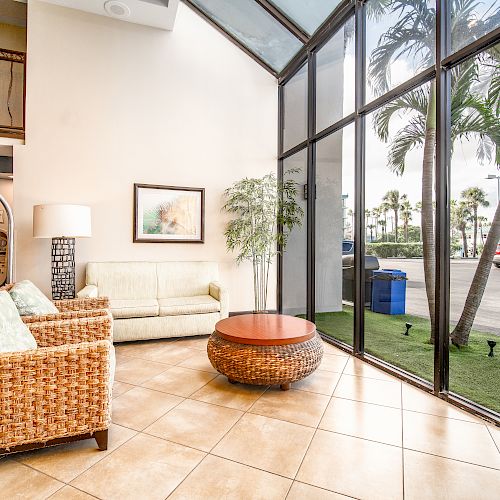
(223, 171, 303, 313)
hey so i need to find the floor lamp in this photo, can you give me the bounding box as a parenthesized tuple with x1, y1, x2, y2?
(33, 204, 92, 300)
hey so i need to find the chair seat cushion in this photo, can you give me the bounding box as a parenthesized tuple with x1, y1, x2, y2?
(158, 295, 220, 316)
(0, 291, 37, 353)
(109, 299, 159, 319)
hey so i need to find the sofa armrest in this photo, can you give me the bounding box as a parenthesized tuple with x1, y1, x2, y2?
(0, 340, 112, 450)
(26, 312, 113, 348)
(77, 285, 99, 298)
(209, 281, 229, 319)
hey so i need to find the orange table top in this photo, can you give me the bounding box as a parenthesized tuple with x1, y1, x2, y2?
(215, 314, 316, 346)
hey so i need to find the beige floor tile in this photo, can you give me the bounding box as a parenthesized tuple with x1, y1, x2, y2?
(71, 433, 205, 500)
(0, 459, 64, 499)
(402, 383, 484, 423)
(297, 430, 403, 499)
(49, 485, 96, 499)
(319, 354, 349, 373)
(173, 335, 209, 351)
(403, 411, 500, 469)
(321, 342, 350, 357)
(112, 380, 135, 399)
(292, 369, 341, 396)
(146, 399, 242, 452)
(319, 397, 402, 446)
(114, 339, 176, 359)
(250, 388, 330, 427)
(146, 344, 199, 365)
(287, 482, 351, 499)
(16, 424, 136, 483)
(212, 413, 315, 478)
(142, 366, 217, 397)
(177, 352, 218, 373)
(404, 449, 500, 500)
(114, 356, 171, 385)
(112, 386, 183, 430)
(190, 375, 268, 411)
(334, 374, 402, 408)
(168, 454, 291, 500)
(487, 425, 500, 450)
(342, 357, 399, 382)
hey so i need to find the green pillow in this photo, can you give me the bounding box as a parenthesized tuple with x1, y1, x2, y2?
(9, 280, 59, 316)
(0, 291, 37, 353)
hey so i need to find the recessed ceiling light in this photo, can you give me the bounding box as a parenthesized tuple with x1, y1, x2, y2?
(104, 1, 131, 18)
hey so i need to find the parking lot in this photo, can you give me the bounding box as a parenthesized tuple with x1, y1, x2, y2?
(378, 258, 500, 335)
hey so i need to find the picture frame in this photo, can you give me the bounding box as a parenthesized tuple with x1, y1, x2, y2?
(134, 183, 205, 243)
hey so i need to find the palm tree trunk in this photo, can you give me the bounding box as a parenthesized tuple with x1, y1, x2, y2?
(394, 211, 398, 243)
(451, 200, 500, 346)
(422, 82, 436, 343)
(462, 228, 468, 258)
(472, 207, 478, 257)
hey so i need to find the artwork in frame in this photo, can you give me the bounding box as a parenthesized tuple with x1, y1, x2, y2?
(134, 184, 205, 243)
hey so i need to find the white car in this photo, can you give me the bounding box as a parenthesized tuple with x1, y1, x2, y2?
(494, 242, 500, 268)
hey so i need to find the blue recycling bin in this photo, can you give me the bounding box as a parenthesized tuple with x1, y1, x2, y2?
(371, 269, 407, 315)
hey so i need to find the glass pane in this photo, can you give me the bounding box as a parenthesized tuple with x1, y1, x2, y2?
(449, 47, 500, 414)
(269, 0, 342, 35)
(283, 64, 308, 151)
(316, 17, 355, 133)
(315, 124, 355, 346)
(451, 1, 500, 55)
(282, 149, 307, 317)
(190, 0, 302, 72)
(364, 82, 435, 383)
(366, 1, 435, 103)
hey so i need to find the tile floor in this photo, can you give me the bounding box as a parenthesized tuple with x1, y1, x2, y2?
(2, 336, 499, 499)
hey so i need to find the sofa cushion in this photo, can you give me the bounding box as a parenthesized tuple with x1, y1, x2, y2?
(87, 262, 158, 300)
(158, 295, 220, 316)
(110, 299, 159, 319)
(9, 280, 59, 316)
(157, 262, 219, 298)
(0, 291, 37, 353)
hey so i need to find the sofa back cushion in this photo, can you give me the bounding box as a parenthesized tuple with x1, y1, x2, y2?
(157, 262, 219, 298)
(87, 262, 158, 300)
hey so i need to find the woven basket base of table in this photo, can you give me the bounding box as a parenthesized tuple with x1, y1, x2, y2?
(207, 331, 324, 386)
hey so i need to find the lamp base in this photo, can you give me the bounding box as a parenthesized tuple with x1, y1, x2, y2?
(51, 237, 76, 300)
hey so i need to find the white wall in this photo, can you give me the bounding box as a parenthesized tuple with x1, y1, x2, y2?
(13, 0, 278, 311)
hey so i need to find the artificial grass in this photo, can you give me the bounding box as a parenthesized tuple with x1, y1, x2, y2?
(315, 306, 500, 414)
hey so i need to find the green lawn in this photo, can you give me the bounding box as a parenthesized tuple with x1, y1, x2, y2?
(315, 306, 500, 414)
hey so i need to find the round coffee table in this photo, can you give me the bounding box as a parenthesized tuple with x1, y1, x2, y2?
(207, 314, 323, 390)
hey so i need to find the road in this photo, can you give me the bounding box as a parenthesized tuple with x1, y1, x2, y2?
(378, 258, 499, 335)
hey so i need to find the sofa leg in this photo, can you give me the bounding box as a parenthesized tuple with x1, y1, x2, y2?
(94, 429, 108, 451)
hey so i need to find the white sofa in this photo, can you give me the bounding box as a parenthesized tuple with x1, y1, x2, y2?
(77, 261, 228, 342)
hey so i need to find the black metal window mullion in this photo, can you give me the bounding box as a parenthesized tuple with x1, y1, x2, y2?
(434, 0, 451, 395)
(306, 52, 317, 322)
(353, 0, 366, 355)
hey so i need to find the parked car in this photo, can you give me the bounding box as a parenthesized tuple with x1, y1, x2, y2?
(342, 240, 354, 255)
(494, 242, 500, 268)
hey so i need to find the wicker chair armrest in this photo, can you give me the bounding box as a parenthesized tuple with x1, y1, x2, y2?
(0, 340, 112, 450)
(54, 297, 110, 312)
(27, 312, 113, 348)
(22, 308, 109, 324)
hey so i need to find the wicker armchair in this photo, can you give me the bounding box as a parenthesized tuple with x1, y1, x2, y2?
(0, 312, 113, 455)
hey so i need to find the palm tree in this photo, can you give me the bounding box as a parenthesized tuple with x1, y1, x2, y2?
(400, 195, 413, 242)
(379, 202, 389, 241)
(414, 201, 423, 242)
(451, 200, 472, 258)
(477, 215, 490, 246)
(461, 187, 490, 257)
(378, 219, 387, 242)
(382, 190, 401, 242)
(371, 206, 381, 240)
(367, 224, 376, 242)
(369, 0, 500, 343)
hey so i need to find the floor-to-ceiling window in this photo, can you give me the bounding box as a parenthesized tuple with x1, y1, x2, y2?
(278, 0, 499, 422)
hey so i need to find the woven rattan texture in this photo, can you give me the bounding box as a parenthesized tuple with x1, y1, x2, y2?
(0, 314, 113, 450)
(207, 332, 324, 386)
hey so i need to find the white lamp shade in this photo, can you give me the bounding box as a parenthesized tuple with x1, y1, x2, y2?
(33, 204, 92, 238)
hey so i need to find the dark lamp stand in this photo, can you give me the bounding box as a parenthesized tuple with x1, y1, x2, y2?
(51, 237, 76, 300)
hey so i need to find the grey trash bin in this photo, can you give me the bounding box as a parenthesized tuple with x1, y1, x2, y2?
(342, 254, 380, 306)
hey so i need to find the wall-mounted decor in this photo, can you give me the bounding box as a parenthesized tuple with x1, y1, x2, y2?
(134, 184, 205, 243)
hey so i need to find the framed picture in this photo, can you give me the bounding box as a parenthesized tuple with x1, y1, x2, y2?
(134, 184, 205, 243)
